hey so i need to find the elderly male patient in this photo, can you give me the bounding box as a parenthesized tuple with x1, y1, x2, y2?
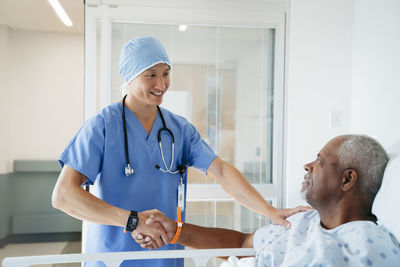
(136, 135, 400, 266)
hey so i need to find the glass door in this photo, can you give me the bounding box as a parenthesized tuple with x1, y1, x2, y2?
(109, 20, 278, 230)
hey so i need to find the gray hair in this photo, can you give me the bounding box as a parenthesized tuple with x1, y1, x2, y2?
(337, 135, 389, 201)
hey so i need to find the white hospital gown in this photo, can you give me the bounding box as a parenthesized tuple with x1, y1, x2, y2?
(253, 210, 400, 267)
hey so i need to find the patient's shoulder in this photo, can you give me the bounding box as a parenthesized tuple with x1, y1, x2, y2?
(331, 220, 400, 249)
(253, 210, 317, 248)
(286, 209, 319, 225)
(256, 210, 316, 234)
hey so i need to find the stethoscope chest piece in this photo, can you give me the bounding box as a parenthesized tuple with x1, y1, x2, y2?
(125, 163, 134, 176)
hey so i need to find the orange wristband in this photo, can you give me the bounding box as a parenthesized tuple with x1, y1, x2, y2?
(170, 206, 183, 244)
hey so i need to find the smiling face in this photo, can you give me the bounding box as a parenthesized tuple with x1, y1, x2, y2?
(127, 63, 171, 106)
(301, 137, 345, 207)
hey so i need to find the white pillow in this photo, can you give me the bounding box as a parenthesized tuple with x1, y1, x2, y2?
(372, 140, 400, 241)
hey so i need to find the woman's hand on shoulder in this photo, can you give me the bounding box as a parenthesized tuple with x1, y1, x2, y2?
(268, 206, 313, 229)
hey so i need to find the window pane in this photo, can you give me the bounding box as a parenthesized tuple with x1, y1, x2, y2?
(184, 200, 271, 267)
(218, 28, 274, 185)
(109, 23, 274, 185)
(185, 200, 270, 234)
(96, 20, 102, 112)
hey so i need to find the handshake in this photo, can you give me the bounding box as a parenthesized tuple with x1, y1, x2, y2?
(127, 206, 311, 251)
(130, 209, 179, 249)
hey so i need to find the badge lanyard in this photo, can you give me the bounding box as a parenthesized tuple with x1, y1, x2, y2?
(171, 172, 184, 244)
(176, 166, 186, 222)
(178, 172, 185, 212)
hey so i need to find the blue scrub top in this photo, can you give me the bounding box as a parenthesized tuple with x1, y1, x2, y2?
(59, 102, 217, 267)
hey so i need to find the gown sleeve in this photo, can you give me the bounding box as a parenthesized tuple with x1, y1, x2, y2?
(58, 114, 105, 184)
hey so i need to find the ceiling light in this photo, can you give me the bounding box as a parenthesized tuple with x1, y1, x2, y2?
(48, 0, 73, 27)
(178, 25, 188, 32)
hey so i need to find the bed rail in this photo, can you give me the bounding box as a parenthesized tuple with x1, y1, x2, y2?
(2, 248, 254, 267)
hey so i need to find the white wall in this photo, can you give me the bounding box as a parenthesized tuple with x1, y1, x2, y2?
(285, 0, 354, 207)
(350, 0, 400, 148)
(286, 0, 400, 208)
(0, 29, 84, 174)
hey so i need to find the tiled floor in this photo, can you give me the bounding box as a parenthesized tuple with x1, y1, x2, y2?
(0, 241, 81, 267)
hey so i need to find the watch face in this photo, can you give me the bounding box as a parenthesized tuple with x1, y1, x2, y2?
(130, 218, 138, 228)
(127, 217, 138, 231)
(126, 211, 138, 232)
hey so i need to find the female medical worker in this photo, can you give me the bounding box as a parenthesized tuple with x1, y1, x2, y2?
(52, 36, 305, 267)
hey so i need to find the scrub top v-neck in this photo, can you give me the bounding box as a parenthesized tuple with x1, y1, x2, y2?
(59, 101, 216, 267)
(125, 102, 159, 142)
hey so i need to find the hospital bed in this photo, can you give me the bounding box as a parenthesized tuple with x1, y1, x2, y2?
(2, 141, 400, 267)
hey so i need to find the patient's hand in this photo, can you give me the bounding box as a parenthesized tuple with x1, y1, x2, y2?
(130, 209, 172, 249)
(270, 205, 312, 229)
(132, 210, 177, 249)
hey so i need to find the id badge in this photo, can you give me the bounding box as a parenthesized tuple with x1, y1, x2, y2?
(178, 183, 185, 211)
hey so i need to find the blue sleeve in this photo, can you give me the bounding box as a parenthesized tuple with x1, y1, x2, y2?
(187, 124, 217, 175)
(58, 114, 105, 183)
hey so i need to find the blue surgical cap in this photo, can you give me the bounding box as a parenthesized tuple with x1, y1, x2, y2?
(119, 36, 171, 85)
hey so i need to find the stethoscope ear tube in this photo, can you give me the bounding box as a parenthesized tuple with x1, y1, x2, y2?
(122, 95, 134, 176)
(158, 127, 174, 143)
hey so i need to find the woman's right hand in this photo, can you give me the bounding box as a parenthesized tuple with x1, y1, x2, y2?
(268, 205, 312, 229)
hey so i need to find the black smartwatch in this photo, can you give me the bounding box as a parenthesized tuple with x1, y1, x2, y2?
(125, 210, 139, 232)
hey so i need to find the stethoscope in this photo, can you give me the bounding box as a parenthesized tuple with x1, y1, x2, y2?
(122, 95, 186, 177)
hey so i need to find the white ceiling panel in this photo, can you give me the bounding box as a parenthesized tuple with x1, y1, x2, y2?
(0, 0, 84, 33)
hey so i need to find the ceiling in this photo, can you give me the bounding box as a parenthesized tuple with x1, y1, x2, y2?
(0, 0, 84, 34)
(0, 0, 286, 35)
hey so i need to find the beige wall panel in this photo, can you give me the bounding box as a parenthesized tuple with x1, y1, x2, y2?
(8, 30, 84, 162)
